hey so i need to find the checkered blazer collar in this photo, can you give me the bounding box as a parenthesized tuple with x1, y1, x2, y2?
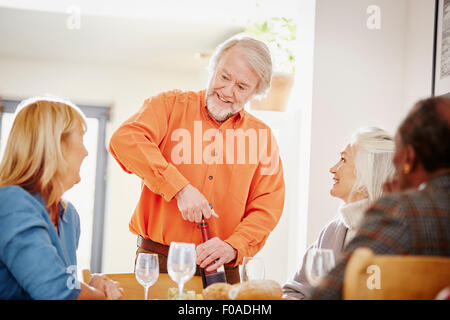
(424, 173, 450, 190)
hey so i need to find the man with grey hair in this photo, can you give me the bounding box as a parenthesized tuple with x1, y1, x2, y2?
(109, 37, 285, 284)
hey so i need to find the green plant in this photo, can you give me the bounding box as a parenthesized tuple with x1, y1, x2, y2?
(244, 17, 297, 74)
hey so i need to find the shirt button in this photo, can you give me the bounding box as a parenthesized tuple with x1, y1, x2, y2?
(213, 151, 218, 156)
(218, 129, 222, 134)
(208, 176, 213, 180)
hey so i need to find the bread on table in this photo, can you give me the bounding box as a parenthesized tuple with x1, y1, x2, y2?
(229, 280, 283, 300)
(202, 280, 283, 300)
(202, 282, 232, 300)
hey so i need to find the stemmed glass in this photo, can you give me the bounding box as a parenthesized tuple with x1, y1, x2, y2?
(167, 242, 196, 300)
(135, 253, 159, 300)
(241, 256, 265, 282)
(305, 248, 335, 286)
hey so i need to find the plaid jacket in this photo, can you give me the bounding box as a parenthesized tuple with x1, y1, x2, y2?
(309, 173, 450, 300)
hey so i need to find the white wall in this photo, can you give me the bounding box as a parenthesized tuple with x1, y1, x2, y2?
(403, 0, 436, 110)
(246, 107, 303, 286)
(306, 0, 435, 253)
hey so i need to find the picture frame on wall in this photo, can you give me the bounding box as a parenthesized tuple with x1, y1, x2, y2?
(432, 0, 450, 97)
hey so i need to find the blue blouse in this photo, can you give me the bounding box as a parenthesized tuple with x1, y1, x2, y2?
(0, 186, 82, 299)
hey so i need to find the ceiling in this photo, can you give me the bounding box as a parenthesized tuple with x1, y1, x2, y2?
(0, 0, 301, 72)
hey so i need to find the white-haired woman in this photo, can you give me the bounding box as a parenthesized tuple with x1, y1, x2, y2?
(282, 127, 395, 300)
(0, 98, 123, 300)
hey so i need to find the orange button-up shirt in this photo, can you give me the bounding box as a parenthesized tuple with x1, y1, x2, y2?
(109, 90, 285, 265)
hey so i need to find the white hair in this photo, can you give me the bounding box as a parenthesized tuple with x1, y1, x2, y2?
(350, 127, 395, 204)
(207, 36, 273, 99)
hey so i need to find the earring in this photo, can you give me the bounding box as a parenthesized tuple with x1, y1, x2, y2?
(403, 164, 411, 174)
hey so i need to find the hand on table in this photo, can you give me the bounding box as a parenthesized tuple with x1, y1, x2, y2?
(103, 279, 124, 300)
(89, 273, 124, 300)
(175, 184, 219, 223)
(196, 237, 237, 272)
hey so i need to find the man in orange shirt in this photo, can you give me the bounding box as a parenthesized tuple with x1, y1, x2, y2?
(109, 37, 285, 284)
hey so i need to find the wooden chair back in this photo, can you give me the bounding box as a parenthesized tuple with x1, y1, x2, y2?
(343, 248, 450, 300)
(82, 269, 204, 300)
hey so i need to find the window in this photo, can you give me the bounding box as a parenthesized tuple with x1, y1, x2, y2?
(0, 99, 110, 273)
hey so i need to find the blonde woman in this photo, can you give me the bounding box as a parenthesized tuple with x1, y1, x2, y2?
(0, 97, 123, 300)
(283, 127, 395, 299)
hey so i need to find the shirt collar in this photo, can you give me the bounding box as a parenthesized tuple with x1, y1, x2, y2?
(201, 90, 246, 126)
(30, 191, 47, 208)
(427, 173, 450, 190)
(30, 192, 68, 222)
(236, 108, 245, 121)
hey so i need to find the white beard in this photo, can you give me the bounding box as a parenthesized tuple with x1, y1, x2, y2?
(206, 94, 243, 122)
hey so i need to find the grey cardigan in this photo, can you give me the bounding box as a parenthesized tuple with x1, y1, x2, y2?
(282, 218, 348, 299)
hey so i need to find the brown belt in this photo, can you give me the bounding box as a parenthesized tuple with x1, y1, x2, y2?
(136, 236, 240, 285)
(137, 236, 170, 256)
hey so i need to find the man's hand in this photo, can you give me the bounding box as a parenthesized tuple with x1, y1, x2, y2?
(175, 184, 218, 223)
(196, 237, 237, 272)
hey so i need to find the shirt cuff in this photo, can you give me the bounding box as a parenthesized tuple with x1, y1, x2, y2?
(66, 287, 82, 300)
(224, 236, 245, 267)
(157, 163, 189, 201)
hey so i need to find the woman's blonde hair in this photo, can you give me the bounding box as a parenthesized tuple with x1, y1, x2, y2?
(0, 97, 86, 218)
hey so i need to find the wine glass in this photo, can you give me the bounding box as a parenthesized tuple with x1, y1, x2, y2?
(135, 253, 159, 300)
(167, 242, 196, 300)
(305, 248, 335, 286)
(241, 256, 265, 282)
